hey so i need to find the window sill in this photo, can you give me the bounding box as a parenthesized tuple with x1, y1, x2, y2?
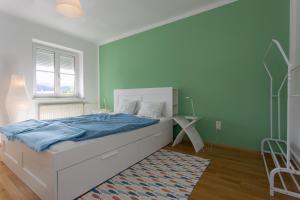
(32, 96, 86, 104)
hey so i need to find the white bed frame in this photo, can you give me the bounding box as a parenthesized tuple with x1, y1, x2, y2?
(0, 87, 178, 200)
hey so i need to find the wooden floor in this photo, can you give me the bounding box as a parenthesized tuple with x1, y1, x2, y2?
(0, 143, 299, 200)
(166, 143, 299, 200)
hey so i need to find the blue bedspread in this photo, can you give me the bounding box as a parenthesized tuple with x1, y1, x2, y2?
(0, 113, 159, 151)
(16, 122, 86, 152)
(46, 113, 159, 141)
(0, 119, 48, 140)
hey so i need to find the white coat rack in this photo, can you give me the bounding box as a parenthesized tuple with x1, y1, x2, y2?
(261, 39, 300, 199)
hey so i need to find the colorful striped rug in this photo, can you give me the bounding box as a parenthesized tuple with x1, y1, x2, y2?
(78, 149, 210, 200)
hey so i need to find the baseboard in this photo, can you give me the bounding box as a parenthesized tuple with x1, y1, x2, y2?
(175, 140, 260, 155)
(205, 143, 260, 155)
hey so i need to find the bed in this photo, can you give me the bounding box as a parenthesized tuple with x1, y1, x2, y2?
(0, 87, 178, 200)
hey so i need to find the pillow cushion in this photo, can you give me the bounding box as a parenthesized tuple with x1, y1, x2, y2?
(138, 101, 164, 118)
(116, 99, 137, 114)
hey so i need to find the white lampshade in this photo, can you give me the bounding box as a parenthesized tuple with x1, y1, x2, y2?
(5, 75, 29, 123)
(56, 0, 83, 17)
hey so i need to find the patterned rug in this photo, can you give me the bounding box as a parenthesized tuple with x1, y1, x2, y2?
(78, 149, 210, 200)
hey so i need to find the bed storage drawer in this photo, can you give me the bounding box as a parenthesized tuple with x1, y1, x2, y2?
(138, 129, 171, 161)
(57, 143, 139, 200)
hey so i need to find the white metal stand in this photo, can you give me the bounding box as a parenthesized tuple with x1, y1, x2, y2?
(261, 39, 300, 199)
(172, 116, 204, 152)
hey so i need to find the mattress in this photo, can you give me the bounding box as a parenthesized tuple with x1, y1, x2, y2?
(48, 117, 171, 153)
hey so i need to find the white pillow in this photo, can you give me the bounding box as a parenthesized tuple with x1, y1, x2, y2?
(138, 101, 164, 118)
(116, 99, 137, 114)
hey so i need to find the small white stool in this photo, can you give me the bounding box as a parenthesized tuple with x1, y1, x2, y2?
(172, 116, 204, 152)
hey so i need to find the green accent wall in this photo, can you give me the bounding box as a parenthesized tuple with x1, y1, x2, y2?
(99, 0, 290, 150)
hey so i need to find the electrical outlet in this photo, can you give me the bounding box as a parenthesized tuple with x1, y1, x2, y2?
(216, 121, 222, 131)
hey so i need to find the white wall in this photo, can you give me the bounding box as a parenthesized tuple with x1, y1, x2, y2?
(290, 0, 300, 160)
(295, 2, 300, 66)
(0, 12, 99, 125)
(290, 0, 300, 65)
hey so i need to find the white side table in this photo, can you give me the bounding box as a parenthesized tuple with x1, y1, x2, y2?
(172, 116, 204, 152)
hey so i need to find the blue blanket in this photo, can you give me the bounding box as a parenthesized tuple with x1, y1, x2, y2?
(46, 113, 159, 141)
(0, 119, 48, 140)
(16, 122, 86, 152)
(0, 114, 159, 151)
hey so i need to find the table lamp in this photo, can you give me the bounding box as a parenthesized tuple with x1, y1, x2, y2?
(185, 96, 196, 117)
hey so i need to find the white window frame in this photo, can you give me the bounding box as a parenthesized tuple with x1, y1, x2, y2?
(33, 43, 80, 98)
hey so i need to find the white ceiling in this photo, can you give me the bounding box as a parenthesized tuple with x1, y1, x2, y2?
(0, 0, 236, 44)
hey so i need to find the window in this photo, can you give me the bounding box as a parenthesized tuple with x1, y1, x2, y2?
(33, 43, 80, 98)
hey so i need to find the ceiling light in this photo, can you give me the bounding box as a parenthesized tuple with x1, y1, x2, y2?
(56, 0, 83, 17)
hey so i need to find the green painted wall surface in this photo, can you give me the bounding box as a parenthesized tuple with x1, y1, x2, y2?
(99, 0, 289, 150)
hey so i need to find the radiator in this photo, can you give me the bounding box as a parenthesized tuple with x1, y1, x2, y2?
(38, 102, 84, 120)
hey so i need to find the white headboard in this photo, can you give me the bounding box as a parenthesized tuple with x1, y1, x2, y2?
(114, 87, 178, 118)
